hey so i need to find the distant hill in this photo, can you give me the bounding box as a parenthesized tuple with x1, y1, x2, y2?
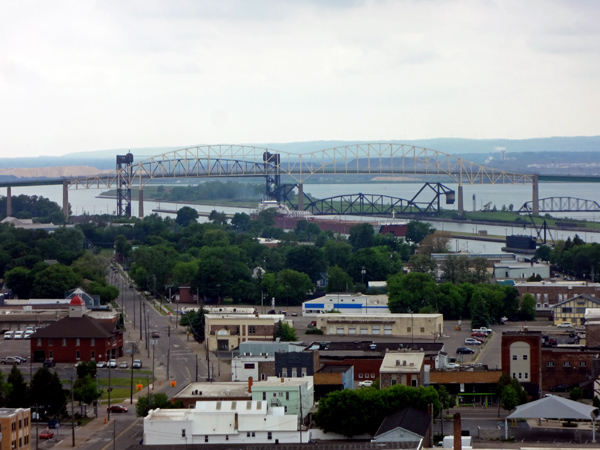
(0, 136, 599, 171)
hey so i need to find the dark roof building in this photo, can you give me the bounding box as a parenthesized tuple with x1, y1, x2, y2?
(374, 406, 431, 446)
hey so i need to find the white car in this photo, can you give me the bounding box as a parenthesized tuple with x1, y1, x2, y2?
(13, 331, 24, 340)
(557, 322, 573, 328)
(119, 361, 128, 369)
(108, 359, 117, 368)
(464, 338, 482, 345)
(358, 380, 373, 388)
(4, 331, 14, 340)
(23, 331, 34, 339)
(446, 363, 460, 369)
(132, 360, 142, 369)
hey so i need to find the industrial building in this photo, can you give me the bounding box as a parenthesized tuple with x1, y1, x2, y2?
(204, 313, 286, 352)
(302, 294, 389, 316)
(0, 408, 31, 450)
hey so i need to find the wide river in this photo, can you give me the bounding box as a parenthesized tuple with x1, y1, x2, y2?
(7, 181, 600, 253)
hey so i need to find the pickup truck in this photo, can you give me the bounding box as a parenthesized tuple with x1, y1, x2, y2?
(471, 327, 492, 334)
(1, 356, 22, 365)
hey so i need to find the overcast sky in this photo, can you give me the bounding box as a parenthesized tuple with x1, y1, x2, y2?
(1, 0, 599, 157)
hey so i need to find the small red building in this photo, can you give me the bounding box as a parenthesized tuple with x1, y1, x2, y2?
(31, 296, 124, 363)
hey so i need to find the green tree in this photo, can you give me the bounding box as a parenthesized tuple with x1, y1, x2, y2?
(470, 291, 491, 328)
(72, 252, 111, 281)
(387, 272, 437, 313)
(87, 281, 119, 305)
(179, 309, 205, 341)
(274, 322, 298, 341)
(569, 387, 583, 401)
(323, 240, 353, 269)
(73, 375, 103, 406)
(114, 235, 132, 259)
(435, 282, 466, 319)
(406, 220, 436, 244)
(500, 386, 518, 412)
(4, 266, 33, 299)
(175, 206, 199, 227)
(31, 264, 81, 298)
(136, 393, 171, 417)
(285, 245, 326, 283)
(409, 254, 437, 275)
(171, 261, 199, 288)
(533, 245, 552, 262)
(519, 293, 536, 321)
(207, 210, 228, 226)
(76, 361, 97, 380)
(277, 269, 314, 306)
(231, 213, 251, 232)
(28, 367, 68, 417)
(7, 365, 26, 408)
(348, 223, 375, 251)
(326, 266, 354, 293)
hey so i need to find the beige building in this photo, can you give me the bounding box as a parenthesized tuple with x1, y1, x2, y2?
(0, 408, 31, 450)
(550, 294, 600, 325)
(379, 352, 425, 388)
(315, 313, 443, 339)
(204, 314, 286, 352)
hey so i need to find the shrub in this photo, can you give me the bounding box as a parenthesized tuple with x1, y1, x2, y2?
(306, 329, 324, 335)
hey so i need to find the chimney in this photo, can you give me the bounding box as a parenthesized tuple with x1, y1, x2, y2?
(453, 413, 462, 450)
(248, 377, 253, 393)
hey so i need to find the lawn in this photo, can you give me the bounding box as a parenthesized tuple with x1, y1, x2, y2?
(98, 377, 154, 387)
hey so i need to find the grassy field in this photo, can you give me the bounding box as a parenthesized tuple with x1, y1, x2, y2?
(99, 376, 155, 401)
(98, 377, 154, 386)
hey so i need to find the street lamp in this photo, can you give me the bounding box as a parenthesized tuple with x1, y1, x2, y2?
(361, 266, 366, 286)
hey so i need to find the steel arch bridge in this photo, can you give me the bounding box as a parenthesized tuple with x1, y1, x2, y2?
(519, 197, 600, 213)
(67, 143, 535, 189)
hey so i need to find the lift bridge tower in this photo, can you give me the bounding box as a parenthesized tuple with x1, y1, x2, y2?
(116, 152, 134, 216)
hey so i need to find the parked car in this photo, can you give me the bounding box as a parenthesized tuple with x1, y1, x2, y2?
(129, 284, 133, 288)
(119, 361, 128, 369)
(549, 384, 570, 392)
(96, 361, 107, 368)
(291, 312, 298, 316)
(13, 331, 24, 339)
(445, 363, 460, 369)
(471, 327, 492, 333)
(24, 331, 34, 339)
(358, 380, 373, 387)
(456, 347, 475, 355)
(43, 359, 56, 368)
(107, 405, 128, 413)
(464, 338, 482, 345)
(48, 419, 59, 429)
(471, 332, 487, 338)
(25, 326, 34, 332)
(557, 322, 573, 328)
(108, 359, 117, 368)
(1, 356, 22, 365)
(548, 338, 558, 346)
(151, 331, 160, 338)
(39, 431, 54, 439)
(4, 331, 14, 340)
(279, 310, 287, 316)
(14, 356, 27, 363)
(132, 360, 142, 369)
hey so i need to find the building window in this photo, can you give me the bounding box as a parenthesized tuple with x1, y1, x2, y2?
(282, 371, 287, 377)
(371, 373, 375, 378)
(384, 325, 392, 335)
(49, 351, 53, 359)
(407, 327, 411, 333)
(411, 379, 417, 387)
(372, 325, 380, 335)
(247, 432, 251, 437)
(225, 435, 229, 441)
(536, 303, 541, 308)
(547, 362, 555, 367)
(252, 432, 255, 437)
(76, 338, 80, 346)
(292, 370, 297, 377)
(523, 355, 528, 360)
(261, 373, 266, 380)
(76, 351, 80, 360)
(391, 379, 397, 385)
(249, 326, 256, 335)
(62, 338, 66, 346)
(37, 339, 41, 346)
(563, 361, 571, 367)
(358, 373, 363, 378)
(580, 361, 587, 367)
(420, 327, 425, 333)
(268, 432, 272, 440)
(91, 338, 95, 346)
(182, 430, 186, 437)
(49, 339, 53, 346)
(244, 363, 255, 369)
(512, 355, 517, 360)
(525, 373, 529, 379)
(360, 327, 368, 335)
(512, 373, 516, 378)
(262, 392, 266, 400)
(348, 327, 356, 334)
(336, 327, 344, 335)
(204, 436, 208, 443)
(284, 406, 288, 412)
(562, 307, 572, 313)
(576, 307, 586, 314)
(286, 392, 290, 400)
(518, 373, 522, 379)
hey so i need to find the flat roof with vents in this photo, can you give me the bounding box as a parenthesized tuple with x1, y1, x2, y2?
(379, 352, 424, 373)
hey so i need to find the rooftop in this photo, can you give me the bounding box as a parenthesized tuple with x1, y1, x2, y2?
(253, 376, 314, 389)
(317, 365, 353, 373)
(305, 341, 443, 354)
(380, 352, 424, 373)
(494, 262, 549, 269)
(174, 382, 251, 399)
(31, 314, 118, 339)
(0, 408, 28, 417)
(375, 406, 430, 438)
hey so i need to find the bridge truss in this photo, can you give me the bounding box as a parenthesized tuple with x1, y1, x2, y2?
(519, 197, 600, 213)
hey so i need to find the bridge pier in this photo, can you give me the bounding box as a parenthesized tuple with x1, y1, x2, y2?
(138, 189, 144, 218)
(532, 174, 539, 216)
(457, 185, 464, 217)
(297, 183, 304, 210)
(6, 186, 12, 217)
(62, 181, 69, 221)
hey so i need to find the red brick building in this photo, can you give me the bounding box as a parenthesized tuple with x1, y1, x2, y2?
(30, 296, 123, 363)
(514, 282, 600, 309)
(541, 348, 599, 391)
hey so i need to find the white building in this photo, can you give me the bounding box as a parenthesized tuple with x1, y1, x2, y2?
(144, 400, 307, 445)
(302, 294, 389, 316)
(231, 355, 274, 382)
(493, 262, 550, 280)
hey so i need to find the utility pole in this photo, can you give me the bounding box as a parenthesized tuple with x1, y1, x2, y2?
(113, 419, 116, 450)
(152, 341, 155, 391)
(146, 312, 150, 358)
(147, 375, 151, 413)
(299, 385, 303, 444)
(130, 343, 135, 405)
(108, 363, 112, 421)
(70, 376, 75, 447)
(35, 405, 39, 450)
(195, 354, 198, 382)
(139, 293, 143, 341)
(133, 284, 136, 330)
(167, 325, 171, 380)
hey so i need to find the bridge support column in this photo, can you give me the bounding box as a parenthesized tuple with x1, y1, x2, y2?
(457, 184, 464, 217)
(532, 174, 539, 216)
(138, 189, 144, 218)
(62, 181, 69, 221)
(297, 183, 304, 210)
(6, 186, 12, 217)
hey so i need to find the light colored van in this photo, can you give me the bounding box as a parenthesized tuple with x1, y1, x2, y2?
(13, 331, 24, 339)
(4, 331, 14, 340)
(557, 322, 573, 328)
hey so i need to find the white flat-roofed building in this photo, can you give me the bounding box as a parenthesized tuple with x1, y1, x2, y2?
(204, 314, 287, 352)
(231, 354, 275, 382)
(302, 294, 389, 316)
(144, 400, 306, 446)
(379, 351, 425, 388)
(493, 262, 550, 280)
(315, 313, 443, 339)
